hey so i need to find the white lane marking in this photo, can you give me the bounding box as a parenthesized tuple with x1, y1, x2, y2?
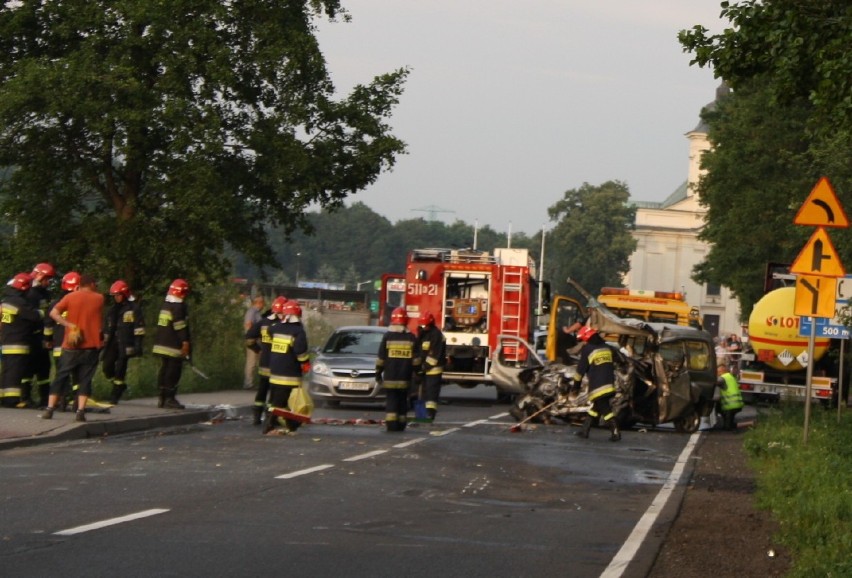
(393, 438, 427, 449)
(54, 508, 169, 536)
(463, 419, 490, 428)
(429, 427, 460, 437)
(600, 432, 702, 578)
(343, 449, 388, 462)
(275, 464, 335, 479)
(489, 412, 509, 420)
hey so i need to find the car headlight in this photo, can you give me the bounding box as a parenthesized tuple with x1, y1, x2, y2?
(311, 361, 331, 376)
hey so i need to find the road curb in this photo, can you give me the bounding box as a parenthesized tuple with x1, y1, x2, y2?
(0, 405, 253, 452)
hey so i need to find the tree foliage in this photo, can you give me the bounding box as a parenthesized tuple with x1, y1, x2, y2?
(679, 0, 852, 130)
(681, 1, 852, 317)
(0, 1, 408, 292)
(545, 181, 637, 296)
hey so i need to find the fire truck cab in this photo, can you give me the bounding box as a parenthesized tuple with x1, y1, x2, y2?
(383, 247, 545, 393)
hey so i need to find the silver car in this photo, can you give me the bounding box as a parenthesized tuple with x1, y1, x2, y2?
(308, 326, 388, 407)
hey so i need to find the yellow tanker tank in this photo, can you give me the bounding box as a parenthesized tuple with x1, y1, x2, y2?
(747, 287, 830, 372)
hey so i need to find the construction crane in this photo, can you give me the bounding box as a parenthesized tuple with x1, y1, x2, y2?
(412, 205, 455, 221)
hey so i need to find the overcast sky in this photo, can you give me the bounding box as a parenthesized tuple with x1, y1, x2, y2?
(315, 1, 727, 235)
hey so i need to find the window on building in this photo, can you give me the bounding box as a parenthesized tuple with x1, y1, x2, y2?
(706, 283, 721, 297)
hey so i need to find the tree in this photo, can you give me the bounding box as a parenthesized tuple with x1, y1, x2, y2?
(680, 1, 852, 316)
(0, 1, 408, 292)
(679, 0, 852, 131)
(545, 181, 637, 295)
(692, 78, 815, 315)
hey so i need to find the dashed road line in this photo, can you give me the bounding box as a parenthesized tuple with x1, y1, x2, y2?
(275, 464, 335, 479)
(393, 437, 427, 449)
(54, 508, 169, 536)
(343, 449, 389, 462)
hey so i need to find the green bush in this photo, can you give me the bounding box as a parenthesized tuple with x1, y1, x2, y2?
(745, 403, 852, 577)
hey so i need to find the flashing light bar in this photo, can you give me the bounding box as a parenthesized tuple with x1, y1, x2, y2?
(600, 287, 685, 301)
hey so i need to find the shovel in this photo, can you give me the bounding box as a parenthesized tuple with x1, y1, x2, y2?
(508, 400, 558, 433)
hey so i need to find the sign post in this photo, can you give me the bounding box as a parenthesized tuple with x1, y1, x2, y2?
(791, 177, 848, 444)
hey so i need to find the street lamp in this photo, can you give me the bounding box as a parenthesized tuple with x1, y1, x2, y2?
(356, 279, 373, 291)
(296, 252, 301, 287)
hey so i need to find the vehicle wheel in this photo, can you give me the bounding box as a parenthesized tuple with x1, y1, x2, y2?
(674, 409, 700, 433)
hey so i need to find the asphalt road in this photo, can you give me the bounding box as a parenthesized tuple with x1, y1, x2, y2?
(0, 386, 695, 578)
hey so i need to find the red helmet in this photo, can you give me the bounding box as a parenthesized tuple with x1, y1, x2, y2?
(577, 326, 597, 342)
(167, 278, 190, 298)
(282, 301, 302, 318)
(110, 280, 130, 297)
(390, 307, 408, 326)
(31, 262, 56, 279)
(61, 272, 81, 291)
(8, 273, 33, 292)
(418, 311, 435, 327)
(271, 296, 288, 314)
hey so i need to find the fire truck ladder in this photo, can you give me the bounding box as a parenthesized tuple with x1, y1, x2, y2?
(499, 267, 524, 362)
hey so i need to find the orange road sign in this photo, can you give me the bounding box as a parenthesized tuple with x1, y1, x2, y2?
(794, 275, 837, 318)
(790, 227, 846, 277)
(794, 177, 849, 228)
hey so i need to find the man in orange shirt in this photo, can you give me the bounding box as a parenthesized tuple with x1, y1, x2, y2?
(41, 274, 105, 422)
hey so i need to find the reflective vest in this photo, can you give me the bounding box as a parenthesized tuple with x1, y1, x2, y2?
(719, 372, 744, 411)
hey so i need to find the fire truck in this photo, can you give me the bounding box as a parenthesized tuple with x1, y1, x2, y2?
(380, 247, 548, 393)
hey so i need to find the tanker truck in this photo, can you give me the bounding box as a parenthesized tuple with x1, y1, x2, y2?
(738, 286, 836, 403)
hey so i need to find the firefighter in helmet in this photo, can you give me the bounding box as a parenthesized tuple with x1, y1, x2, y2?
(1, 274, 42, 407)
(415, 310, 446, 421)
(152, 278, 191, 409)
(22, 262, 56, 408)
(572, 325, 621, 442)
(246, 295, 284, 425)
(264, 300, 310, 434)
(102, 280, 146, 404)
(376, 307, 420, 432)
(43, 271, 81, 409)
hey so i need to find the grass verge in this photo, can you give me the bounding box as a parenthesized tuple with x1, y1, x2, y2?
(744, 403, 852, 577)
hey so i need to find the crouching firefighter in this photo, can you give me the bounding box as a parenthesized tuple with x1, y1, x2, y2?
(376, 307, 420, 432)
(264, 300, 310, 434)
(572, 326, 621, 442)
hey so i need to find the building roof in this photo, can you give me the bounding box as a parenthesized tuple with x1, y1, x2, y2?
(630, 180, 688, 210)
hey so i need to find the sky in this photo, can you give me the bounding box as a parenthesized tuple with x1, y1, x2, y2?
(315, 1, 727, 235)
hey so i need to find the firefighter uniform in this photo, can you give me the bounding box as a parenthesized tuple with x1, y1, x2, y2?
(102, 295, 145, 404)
(376, 319, 420, 432)
(246, 312, 276, 425)
(23, 282, 53, 408)
(1, 282, 42, 407)
(265, 310, 309, 434)
(573, 329, 621, 441)
(152, 280, 191, 409)
(416, 319, 446, 421)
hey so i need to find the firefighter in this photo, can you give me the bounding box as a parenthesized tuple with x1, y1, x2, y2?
(415, 310, 446, 421)
(572, 326, 621, 442)
(264, 300, 310, 434)
(1, 274, 42, 408)
(22, 262, 56, 408)
(44, 271, 81, 409)
(246, 296, 284, 425)
(376, 307, 420, 432)
(102, 280, 146, 404)
(715, 363, 744, 431)
(152, 278, 191, 409)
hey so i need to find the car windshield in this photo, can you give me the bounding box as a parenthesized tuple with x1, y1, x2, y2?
(323, 330, 384, 355)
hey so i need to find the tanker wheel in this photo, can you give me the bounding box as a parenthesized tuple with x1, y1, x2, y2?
(673, 409, 700, 433)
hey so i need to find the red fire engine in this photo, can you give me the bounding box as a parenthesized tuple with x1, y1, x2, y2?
(381, 247, 546, 391)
